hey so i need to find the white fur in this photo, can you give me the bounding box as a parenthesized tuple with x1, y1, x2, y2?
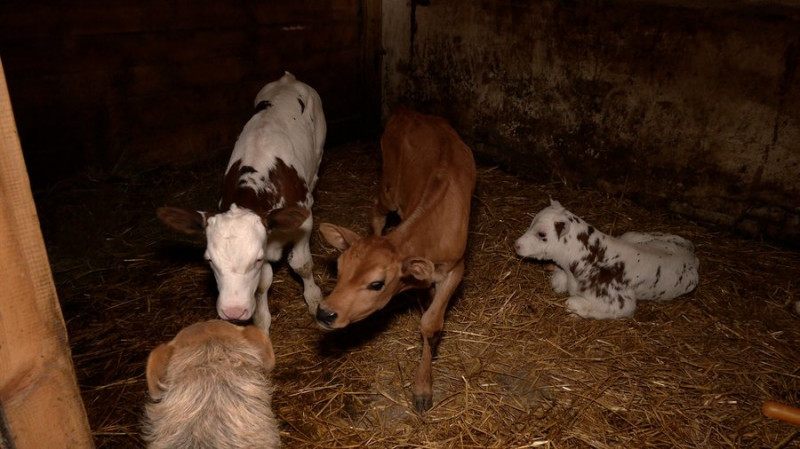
(227, 71, 326, 196)
(515, 200, 699, 319)
(206, 204, 266, 322)
(210, 72, 325, 331)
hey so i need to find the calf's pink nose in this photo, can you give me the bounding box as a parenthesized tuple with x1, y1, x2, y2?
(221, 307, 249, 321)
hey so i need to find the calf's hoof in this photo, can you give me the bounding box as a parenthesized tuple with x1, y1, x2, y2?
(413, 394, 433, 412)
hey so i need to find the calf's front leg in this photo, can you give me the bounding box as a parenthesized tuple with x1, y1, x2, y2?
(413, 260, 464, 412)
(253, 262, 274, 334)
(566, 290, 637, 319)
(550, 267, 568, 293)
(288, 216, 322, 315)
(371, 199, 390, 236)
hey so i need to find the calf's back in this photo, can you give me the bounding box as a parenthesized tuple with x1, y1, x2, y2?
(380, 107, 476, 259)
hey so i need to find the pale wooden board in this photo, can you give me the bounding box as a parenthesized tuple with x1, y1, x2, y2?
(0, 57, 94, 448)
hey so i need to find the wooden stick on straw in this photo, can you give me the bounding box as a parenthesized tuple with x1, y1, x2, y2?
(763, 401, 800, 427)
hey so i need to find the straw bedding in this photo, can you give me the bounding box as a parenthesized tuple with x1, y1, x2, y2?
(35, 141, 800, 448)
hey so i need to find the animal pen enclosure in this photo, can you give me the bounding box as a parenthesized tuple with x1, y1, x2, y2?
(34, 141, 800, 447)
(1, 0, 800, 447)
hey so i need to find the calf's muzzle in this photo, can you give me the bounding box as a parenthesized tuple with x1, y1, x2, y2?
(315, 306, 337, 328)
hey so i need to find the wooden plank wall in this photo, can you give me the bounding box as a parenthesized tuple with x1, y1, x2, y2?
(0, 58, 94, 448)
(0, 0, 381, 187)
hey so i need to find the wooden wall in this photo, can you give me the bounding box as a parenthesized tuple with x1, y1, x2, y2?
(0, 0, 381, 187)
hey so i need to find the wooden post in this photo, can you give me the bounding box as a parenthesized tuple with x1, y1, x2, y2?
(0, 58, 94, 448)
(361, 0, 383, 132)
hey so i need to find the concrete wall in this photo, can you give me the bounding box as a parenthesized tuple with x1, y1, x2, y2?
(383, 0, 800, 246)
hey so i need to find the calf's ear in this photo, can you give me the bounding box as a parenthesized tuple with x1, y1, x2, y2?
(554, 220, 569, 239)
(319, 223, 362, 250)
(265, 205, 310, 231)
(145, 343, 175, 400)
(402, 257, 436, 282)
(242, 326, 276, 372)
(157, 206, 208, 236)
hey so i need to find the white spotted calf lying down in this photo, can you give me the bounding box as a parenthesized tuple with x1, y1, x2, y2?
(143, 320, 280, 449)
(514, 200, 699, 319)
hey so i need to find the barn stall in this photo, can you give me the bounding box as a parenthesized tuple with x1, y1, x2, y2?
(1, 1, 799, 448)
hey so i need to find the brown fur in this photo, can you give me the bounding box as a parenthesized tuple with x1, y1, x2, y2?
(317, 106, 477, 412)
(221, 158, 309, 213)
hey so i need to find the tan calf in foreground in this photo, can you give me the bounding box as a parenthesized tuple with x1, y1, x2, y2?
(316, 107, 477, 412)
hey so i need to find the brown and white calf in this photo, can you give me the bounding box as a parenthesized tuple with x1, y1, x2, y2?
(316, 107, 477, 412)
(158, 72, 325, 333)
(143, 320, 279, 449)
(515, 200, 699, 319)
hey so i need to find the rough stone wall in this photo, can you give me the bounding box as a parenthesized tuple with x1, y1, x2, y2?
(383, 0, 800, 246)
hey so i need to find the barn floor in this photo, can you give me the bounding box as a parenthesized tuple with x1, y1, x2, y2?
(35, 141, 800, 448)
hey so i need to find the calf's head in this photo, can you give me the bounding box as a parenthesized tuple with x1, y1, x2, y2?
(157, 203, 309, 322)
(514, 200, 571, 261)
(315, 223, 437, 329)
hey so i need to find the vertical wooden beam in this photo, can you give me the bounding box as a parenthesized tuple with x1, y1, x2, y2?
(361, 0, 383, 130)
(379, 0, 411, 120)
(0, 58, 94, 448)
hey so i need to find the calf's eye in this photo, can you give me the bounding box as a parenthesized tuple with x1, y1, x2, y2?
(367, 281, 385, 291)
(537, 231, 547, 241)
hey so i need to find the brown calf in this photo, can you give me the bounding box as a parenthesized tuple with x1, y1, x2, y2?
(317, 106, 476, 412)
